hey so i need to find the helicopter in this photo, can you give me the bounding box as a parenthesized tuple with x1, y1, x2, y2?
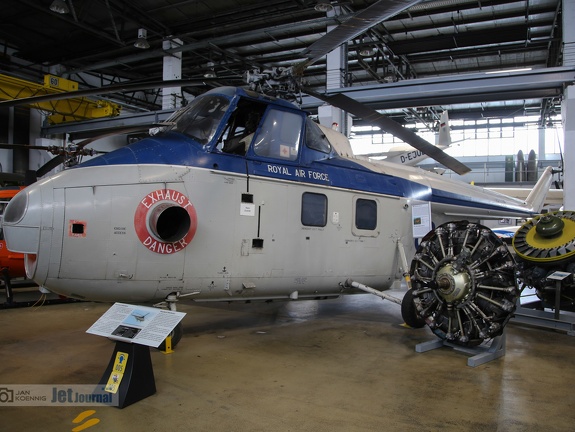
(0, 0, 556, 348)
(1, 83, 555, 348)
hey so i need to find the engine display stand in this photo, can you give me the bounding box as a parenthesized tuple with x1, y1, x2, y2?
(512, 273, 575, 336)
(415, 331, 506, 367)
(98, 341, 156, 409)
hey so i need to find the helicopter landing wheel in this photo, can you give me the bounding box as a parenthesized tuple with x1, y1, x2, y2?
(401, 288, 426, 328)
(409, 221, 518, 346)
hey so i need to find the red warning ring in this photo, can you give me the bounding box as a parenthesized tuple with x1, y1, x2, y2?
(134, 189, 197, 254)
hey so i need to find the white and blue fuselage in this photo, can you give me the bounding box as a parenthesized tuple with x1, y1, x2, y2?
(2, 87, 550, 304)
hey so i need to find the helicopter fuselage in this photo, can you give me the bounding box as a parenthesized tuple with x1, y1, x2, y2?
(2, 87, 542, 304)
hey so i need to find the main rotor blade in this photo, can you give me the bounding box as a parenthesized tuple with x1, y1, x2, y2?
(299, 0, 423, 69)
(0, 172, 25, 183)
(36, 155, 66, 178)
(0, 143, 55, 151)
(0, 77, 233, 108)
(308, 90, 471, 175)
(0, 124, 157, 184)
(1, 156, 66, 185)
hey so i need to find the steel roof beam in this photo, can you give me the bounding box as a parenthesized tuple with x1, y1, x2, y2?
(44, 67, 575, 135)
(301, 67, 575, 110)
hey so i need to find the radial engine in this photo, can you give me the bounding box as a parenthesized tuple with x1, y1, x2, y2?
(403, 221, 518, 346)
(402, 212, 575, 347)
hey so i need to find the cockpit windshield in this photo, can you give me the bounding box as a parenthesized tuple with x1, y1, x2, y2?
(168, 95, 230, 145)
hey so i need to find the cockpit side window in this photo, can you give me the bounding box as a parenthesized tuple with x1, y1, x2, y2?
(169, 95, 229, 145)
(218, 99, 267, 155)
(305, 118, 332, 154)
(253, 109, 302, 161)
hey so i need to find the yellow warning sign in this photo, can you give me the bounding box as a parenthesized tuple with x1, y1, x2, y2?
(104, 351, 129, 394)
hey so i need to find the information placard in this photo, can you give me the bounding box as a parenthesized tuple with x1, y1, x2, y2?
(412, 202, 432, 238)
(87, 303, 186, 348)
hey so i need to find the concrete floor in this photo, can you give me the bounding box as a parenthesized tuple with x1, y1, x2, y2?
(1, 291, 575, 432)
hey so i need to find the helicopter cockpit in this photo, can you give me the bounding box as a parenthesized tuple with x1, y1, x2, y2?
(167, 94, 230, 145)
(215, 94, 332, 161)
(161, 87, 334, 166)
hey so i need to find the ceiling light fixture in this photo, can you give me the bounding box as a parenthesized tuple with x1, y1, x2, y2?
(314, 1, 334, 12)
(134, 28, 150, 49)
(359, 48, 375, 57)
(204, 61, 216, 78)
(485, 67, 532, 74)
(50, 0, 69, 14)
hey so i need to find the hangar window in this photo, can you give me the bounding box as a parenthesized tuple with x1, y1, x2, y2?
(301, 192, 327, 227)
(355, 198, 377, 231)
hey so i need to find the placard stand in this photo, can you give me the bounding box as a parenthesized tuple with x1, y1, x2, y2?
(88, 302, 186, 408)
(98, 341, 156, 409)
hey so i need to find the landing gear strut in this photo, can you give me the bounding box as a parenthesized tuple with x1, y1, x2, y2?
(154, 292, 187, 350)
(405, 221, 518, 346)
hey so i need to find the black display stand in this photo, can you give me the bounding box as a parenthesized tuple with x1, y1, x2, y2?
(98, 341, 156, 409)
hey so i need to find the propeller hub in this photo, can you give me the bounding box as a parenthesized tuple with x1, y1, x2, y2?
(436, 263, 471, 304)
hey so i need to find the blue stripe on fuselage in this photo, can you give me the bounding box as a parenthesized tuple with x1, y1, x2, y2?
(78, 133, 525, 215)
(78, 133, 431, 199)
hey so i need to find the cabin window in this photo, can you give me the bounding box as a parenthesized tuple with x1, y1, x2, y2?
(355, 198, 377, 230)
(305, 118, 332, 154)
(301, 192, 327, 227)
(253, 109, 302, 160)
(170, 95, 229, 145)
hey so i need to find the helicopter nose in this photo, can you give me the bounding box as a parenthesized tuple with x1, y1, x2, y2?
(3, 186, 42, 255)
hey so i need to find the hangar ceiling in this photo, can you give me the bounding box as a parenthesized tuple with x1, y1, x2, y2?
(0, 0, 565, 128)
